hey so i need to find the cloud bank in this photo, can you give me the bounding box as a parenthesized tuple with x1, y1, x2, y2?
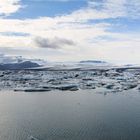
(0, 0, 139, 63)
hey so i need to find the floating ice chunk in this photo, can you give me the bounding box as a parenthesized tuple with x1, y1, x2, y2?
(14, 88, 51, 92)
(55, 84, 79, 91)
(27, 135, 39, 140)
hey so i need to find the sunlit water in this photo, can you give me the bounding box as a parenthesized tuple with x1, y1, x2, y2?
(0, 90, 140, 140)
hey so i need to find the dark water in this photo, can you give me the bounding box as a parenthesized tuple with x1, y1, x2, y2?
(0, 90, 140, 140)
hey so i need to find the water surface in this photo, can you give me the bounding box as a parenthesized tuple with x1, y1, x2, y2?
(0, 90, 140, 140)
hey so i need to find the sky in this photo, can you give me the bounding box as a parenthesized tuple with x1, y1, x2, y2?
(0, 0, 140, 63)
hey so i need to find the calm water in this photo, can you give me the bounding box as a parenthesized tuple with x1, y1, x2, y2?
(0, 90, 140, 140)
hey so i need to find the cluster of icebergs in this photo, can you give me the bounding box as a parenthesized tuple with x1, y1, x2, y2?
(0, 67, 140, 93)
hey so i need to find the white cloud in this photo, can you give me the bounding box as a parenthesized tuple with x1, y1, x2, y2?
(0, 0, 22, 16)
(88, 0, 140, 19)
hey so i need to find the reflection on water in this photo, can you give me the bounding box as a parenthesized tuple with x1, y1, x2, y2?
(0, 90, 140, 140)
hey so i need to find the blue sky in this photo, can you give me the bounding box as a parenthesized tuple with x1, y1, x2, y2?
(8, 0, 88, 19)
(0, 0, 140, 63)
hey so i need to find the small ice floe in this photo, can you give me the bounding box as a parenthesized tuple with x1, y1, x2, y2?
(123, 84, 137, 90)
(105, 84, 115, 90)
(14, 88, 51, 92)
(24, 88, 51, 92)
(27, 135, 39, 140)
(55, 84, 79, 91)
(14, 88, 25, 92)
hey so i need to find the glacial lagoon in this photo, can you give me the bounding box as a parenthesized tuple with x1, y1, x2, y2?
(0, 90, 140, 140)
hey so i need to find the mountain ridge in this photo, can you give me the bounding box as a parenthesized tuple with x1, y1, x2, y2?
(0, 61, 40, 70)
